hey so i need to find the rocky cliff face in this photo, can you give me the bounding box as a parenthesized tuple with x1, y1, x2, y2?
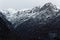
(0, 2, 60, 40)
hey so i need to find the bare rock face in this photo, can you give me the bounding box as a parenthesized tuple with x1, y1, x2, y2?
(0, 3, 60, 40)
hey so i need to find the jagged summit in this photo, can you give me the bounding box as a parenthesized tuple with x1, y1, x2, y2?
(44, 2, 54, 7)
(40, 2, 58, 11)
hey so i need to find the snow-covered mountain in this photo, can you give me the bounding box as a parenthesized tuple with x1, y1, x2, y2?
(0, 5, 41, 28)
(0, 2, 60, 40)
(0, 3, 60, 28)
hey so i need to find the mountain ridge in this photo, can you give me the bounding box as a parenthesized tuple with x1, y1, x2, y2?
(0, 2, 60, 40)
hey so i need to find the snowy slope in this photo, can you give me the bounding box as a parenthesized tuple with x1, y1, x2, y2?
(0, 8, 37, 28)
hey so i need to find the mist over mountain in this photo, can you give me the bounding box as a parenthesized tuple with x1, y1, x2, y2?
(0, 2, 60, 40)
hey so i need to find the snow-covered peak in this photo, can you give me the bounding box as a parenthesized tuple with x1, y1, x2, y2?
(0, 8, 19, 24)
(0, 8, 18, 15)
(7, 8, 18, 14)
(0, 8, 36, 27)
(44, 2, 53, 7)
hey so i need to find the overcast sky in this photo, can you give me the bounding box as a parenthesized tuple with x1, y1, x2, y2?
(0, 0, 60, 9)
